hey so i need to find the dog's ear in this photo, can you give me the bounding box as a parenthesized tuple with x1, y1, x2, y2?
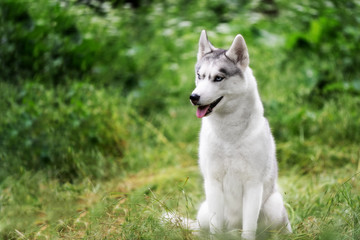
(197, 30, 216, 61)
(226, 34, 249, 70)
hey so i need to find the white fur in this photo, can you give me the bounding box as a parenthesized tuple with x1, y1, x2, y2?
(189, 31, 292, 239)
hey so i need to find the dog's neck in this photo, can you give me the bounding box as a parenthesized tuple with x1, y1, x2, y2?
(203, 83, 265, 139)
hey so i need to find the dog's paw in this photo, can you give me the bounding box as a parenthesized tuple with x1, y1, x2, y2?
(241, 231, 256, 240)
(161, 212, 180, 225)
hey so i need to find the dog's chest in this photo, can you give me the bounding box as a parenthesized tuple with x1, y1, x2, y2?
(199, 129, 260, 182)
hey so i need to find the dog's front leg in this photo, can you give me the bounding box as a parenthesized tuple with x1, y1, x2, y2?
(205, 179, 224, 234)
(242, 182, 263, 240)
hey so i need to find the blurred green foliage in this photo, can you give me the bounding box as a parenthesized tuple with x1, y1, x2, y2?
(0, 82, 128, 181)
(0, 0, 359, 182)
(0, 0, 154, 88)
(282, 0, 360, 97)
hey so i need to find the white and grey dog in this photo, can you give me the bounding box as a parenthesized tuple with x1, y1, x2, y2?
(187, 30, 292, 239)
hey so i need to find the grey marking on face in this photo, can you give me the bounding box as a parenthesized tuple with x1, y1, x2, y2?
(195, 49, 243, 79)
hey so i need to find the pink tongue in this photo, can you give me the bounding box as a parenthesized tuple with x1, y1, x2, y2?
(196, 105, 210, 118)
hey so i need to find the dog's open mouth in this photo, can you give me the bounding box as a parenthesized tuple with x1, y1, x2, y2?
(196, 96, 223, 118)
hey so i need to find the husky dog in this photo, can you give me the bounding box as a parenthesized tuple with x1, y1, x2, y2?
(188, 30, 292, 239)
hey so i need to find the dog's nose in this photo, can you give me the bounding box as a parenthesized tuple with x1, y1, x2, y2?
(190, 93, 200, 105)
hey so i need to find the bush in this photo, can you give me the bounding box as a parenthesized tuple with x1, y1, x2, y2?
(0, 82, 128, 181)
(0, 0, 94, 84)
(281, 0, 360, 97)
(0, 0, 150, 89)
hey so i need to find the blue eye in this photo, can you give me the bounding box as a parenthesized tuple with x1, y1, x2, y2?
(214, 76, 224, 82)
(197, 73, 201, 79)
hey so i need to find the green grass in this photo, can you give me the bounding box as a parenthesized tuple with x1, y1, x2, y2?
(1, 0, 360, 239)
(2, 164, 359, 239)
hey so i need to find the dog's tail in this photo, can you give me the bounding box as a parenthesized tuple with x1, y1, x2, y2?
(161, 212, 200, 231)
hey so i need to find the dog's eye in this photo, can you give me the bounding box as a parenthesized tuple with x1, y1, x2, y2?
(197, 73, 201, 79)
(214, 76, 224, 82)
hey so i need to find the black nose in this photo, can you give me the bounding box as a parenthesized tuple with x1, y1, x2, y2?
(190, 93, 200, 105)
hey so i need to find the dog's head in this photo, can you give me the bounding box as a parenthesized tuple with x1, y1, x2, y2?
(190, 30, 251, 118)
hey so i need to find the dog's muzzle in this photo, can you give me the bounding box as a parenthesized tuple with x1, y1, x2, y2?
(190, 93, 200, 105)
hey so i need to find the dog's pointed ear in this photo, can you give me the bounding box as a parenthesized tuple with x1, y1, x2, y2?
(226, 34, 249, 70)
(197, 30, 215, 61)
